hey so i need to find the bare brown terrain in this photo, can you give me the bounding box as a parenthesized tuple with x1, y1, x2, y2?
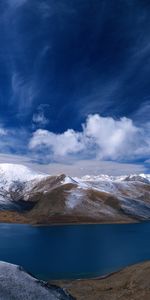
(50, 261, 150, 300)
(0, 211, 28, 223)
(0, 183, 136, 225)
(0, 210, 134, 225)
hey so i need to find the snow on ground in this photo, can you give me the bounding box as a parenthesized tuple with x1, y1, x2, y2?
(0, 261, 74, 300)
(120, 197, 150, 219)
(70, 173, 150, 194)
(77, 174, 150, 184)
(72, 176, 116, 194)
(0, 163, 49, 190)
(62, 176, 78, 185)
(66, 189, 84, 209)
(140, 174, 150, 181)
(124, 174, 150, 183)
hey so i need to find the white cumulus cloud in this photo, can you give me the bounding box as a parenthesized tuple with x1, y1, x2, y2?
(84, 114, 140, 159)
(29, 114, 150, 161)
(29, 129, 84, 157)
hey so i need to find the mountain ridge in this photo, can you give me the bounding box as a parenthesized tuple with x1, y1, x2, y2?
(0, 163, 149, 224)
(0, 163, 149, 189)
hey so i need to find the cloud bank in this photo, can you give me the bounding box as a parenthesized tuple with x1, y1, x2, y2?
(29, 114, 150, 162)
(0, 113, 149, 175)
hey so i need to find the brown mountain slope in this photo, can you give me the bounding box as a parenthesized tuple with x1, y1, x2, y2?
(27, 184, 135, 224)
(50, 261, 150, 300)
(0, 174, 150, 224)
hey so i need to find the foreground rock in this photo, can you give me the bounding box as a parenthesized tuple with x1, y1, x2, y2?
(50, 261, 150, 300)
(0, 261, 75, 300)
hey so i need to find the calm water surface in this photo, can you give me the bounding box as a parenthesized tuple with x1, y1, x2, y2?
(0, 222, 150, 280)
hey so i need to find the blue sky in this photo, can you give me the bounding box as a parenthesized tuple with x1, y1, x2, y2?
(0, 0, 149, 175)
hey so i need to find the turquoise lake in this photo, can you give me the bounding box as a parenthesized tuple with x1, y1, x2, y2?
(0, 222, 150, 280)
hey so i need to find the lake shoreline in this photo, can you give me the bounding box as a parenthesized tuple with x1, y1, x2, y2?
(0, 210, 139, 226)
(49, 261, 150, 300)
(49, 259, 150, 281)
(0, 219, 139, 226)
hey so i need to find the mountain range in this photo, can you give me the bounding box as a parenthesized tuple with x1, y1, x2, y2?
(0, 163, 150, 224)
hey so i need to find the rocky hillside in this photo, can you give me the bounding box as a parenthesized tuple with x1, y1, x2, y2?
(0, 163, 150, 224)
(0, 261, 75, 300)
(51, 261, 150, 300)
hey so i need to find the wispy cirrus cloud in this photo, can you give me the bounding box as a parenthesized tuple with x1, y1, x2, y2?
(11, 72, 39, 116)
(7, 0, 28, 9)
(0, 128, 8, 136)
(1, 0, 150, 129)
(0, 125, 29, 155)
(133, 100, 150, 124)
(32, 104, 49, 127)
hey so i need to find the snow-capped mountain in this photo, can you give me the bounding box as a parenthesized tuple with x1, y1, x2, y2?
(0, 163, 49, 210)
(70, 173, 150, 194)
(0, 163, 150, 224)
(0, 163, 149, 193)
(74, 173, 150, 186)
(0, 163, 48, 190)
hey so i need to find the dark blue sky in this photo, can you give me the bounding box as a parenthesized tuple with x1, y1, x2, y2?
(0, 0, 149, 173)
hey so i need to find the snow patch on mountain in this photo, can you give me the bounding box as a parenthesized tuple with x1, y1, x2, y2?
(0, 163, 49, 190)
(61, 172, 150, 199)
(124, 174, 150, 183)
(62, 176, 78, 185)
(120, 197, 150, 219)
(66, 189, 84, 209)
(70, 173, 150, 194)
(79, 174, 150, 184)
